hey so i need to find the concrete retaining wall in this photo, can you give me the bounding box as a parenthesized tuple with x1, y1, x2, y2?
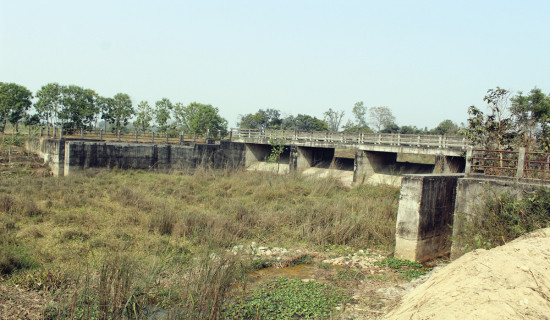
(27, 138, 247, 176)
(450, 174, 550, 259)
(395, 173, 550, 262)
(64, 140, 246, 175)
(26, 138, 65, 176)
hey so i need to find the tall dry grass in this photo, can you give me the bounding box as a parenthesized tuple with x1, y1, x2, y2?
(1, 151, 400, 316)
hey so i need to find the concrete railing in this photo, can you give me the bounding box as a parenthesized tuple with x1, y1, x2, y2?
(231, 128, 470, 150)
(33, 126, 226, 145)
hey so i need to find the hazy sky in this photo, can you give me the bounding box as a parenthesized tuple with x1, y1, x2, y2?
(1, 1, 549, 129)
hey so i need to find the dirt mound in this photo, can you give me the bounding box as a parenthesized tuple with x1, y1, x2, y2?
(384, 228, 550, 319)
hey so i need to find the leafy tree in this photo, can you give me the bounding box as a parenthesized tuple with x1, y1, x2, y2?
(97, 96, 115, 130)
(399, 125, 423, 134)
(0, 82, 33, 133)
(462, 87, 515, 154)
(380, 122, 400, 133)
(154, 98, 173, 133)
(35, 83, 62, 126)
(58, 85, 98, 130)
(352, 101, 368, 129)
(101, 93, 133, 134)
(323, 108, 345, 132)
(343, 101, 372, 132)
(134, 101, 153, 133)
(238, 109, 282, 130)
(369, 106, 395, 132)
(431, 120, 459, 135)
(511, 88, 550, 151)
(174, 102, 228, 137)
(282, 114, 328, 131)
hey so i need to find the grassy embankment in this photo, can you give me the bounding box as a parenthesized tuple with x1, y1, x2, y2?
(0, 134, 401, 319)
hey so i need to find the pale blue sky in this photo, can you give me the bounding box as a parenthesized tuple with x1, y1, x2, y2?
(1, 1, 549, 129)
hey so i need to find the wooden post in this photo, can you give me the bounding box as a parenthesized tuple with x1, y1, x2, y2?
(135, 131, 138, 143)
(100, 129, 103, 140)
(40, 127, 44, 137)
(166, 133, 169, 144)
(516, 147, 526, 179)
(53, 127, 57, 138)
(117, 131, 121, 142)
(59, 127, 63, 139)
(229, 130, 232, 142)
(193, 133, 196, 143)
(152, 132, 155, 143)
(179, 133, 183, 144)
(465, 146, 473, 175)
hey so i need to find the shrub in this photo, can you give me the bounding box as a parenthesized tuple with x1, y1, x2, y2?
(455, 188, 550, 252)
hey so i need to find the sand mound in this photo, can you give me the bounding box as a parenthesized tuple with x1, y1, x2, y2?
(384, 228, 550, 320)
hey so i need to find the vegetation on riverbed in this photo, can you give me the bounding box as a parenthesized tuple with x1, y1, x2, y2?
(0, 135, 401, 318)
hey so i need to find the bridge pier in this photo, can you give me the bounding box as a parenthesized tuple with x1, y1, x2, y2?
(353, 150, 397, 184)
(394, 174, 463, 262)
(434, 155, 465, 173)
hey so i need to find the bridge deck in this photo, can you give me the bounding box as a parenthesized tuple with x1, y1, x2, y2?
(231, 129, 469, 157)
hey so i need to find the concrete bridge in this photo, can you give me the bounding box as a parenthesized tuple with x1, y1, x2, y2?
(230, 129, 469, 180)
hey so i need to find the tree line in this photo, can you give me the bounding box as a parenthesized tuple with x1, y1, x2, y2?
(1, 82, 548, 151)
(238, 103, 460, 136)
(0, 82, 228, 137)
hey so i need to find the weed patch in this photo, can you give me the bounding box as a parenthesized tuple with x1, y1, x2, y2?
(225, 277, 348, 319)
(375, 257, 430, 280)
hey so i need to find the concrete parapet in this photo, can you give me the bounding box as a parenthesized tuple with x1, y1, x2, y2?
(395, 174, 464, 262)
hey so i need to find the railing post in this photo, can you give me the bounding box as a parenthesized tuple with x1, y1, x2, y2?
(229, 130, 232, 142)
(100, 129, 103, 140)
(438, 136, 442, 148)
(517, 147, 526, 179)
(206, 129, 210, 141)
(59, 127, 63, 139)
(180, 133, 183, 144)
(341, 132, 345, 143)
(218, 130, 221, 140)
(40, 127, 44, 137)
(465, 146, 473, 174)
(135, 131, 138, 143)
(294, 130, 297, 141)
(397, 134, 401, 146)
(118, 131, 121, 142)
(417, 135, 421, 147)
(377, 134, 381, 144)
(53, 127, 56, 138)
(166, 132, 169, 144)
(152, 132, 155, 143)
(193, 133, 196, 143)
